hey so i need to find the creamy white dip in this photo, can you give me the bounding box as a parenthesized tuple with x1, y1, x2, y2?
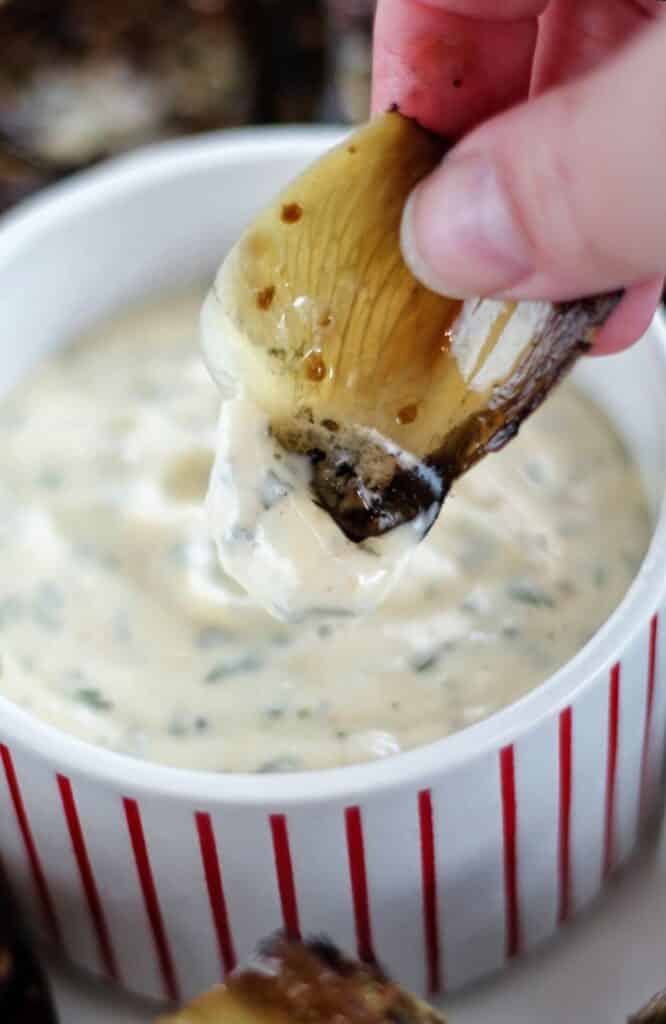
(0, 289, 650, 772)
(206, 395, 438, 621)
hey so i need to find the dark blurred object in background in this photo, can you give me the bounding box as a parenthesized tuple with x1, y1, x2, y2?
(0, 0, 258, 186)
(0, 0, 376, 216)
(255, 0, 326, 123)
(324, 0, 373, 123)
(0, 147, 54, 211)
(0, 863, 58, 1023)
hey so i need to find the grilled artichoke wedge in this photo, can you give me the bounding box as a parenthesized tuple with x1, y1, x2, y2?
(631, 993, 666, 1023)
(203, 110, 619, 544)
(0, 869, 57, 1024)
(158, 936, 445, 1024)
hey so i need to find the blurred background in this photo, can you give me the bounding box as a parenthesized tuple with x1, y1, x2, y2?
(0, 0, 374, 214)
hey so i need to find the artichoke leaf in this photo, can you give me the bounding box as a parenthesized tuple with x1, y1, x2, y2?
(204, 111, 620, 543)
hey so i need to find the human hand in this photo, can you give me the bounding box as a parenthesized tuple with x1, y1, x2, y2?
(372, 0, 666, 353)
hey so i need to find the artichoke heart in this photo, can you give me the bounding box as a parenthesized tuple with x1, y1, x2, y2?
(158, 935, 446, 1024)
(203, 111, 619, 545)
(202, 112, 620, 620)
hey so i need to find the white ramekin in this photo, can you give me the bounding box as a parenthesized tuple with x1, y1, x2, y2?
(0, 128, 665, 1005)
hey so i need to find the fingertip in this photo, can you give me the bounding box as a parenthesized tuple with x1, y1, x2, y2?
(591, 277, 664, 355)
(371, 0, 537, 137)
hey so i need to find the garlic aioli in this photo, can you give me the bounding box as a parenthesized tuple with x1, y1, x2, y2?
(0, 290, 650, 772)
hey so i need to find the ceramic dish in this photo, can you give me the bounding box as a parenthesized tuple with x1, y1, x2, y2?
(0, 127, 664, 1005)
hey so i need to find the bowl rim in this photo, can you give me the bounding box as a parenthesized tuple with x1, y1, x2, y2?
(1, 126, 665, 806)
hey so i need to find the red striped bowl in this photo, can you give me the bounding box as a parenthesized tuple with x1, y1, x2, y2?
(0, 130, 665, 1005)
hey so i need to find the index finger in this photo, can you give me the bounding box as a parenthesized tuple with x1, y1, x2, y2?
(372, 0, 549, 138)
(395, 0, 549, 16)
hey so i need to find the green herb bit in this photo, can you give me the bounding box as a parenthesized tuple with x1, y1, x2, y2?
(593, 565, 609, 588)
(64, 667, 88, 685)
(168, 717, 188, 738)
(31, 581, 65, 630)
(458, 534, 496, 571)
(278, 604, 354, 624)
(623, 550, 642, 574)
(196, 626, 230, 650)
(257, 755, 303, 774)
(507, 579, 555, 608)
(74, 543, 119, 571)
(133, 378, 162, 401)
(204, 653, 262, 683)
(524, 460, 547, 485)
(168, 542, 189, 568)
(229, 524, 255, 543)
(36, 581, 64, 607)
(168, 714, 210, 737)
(411, 639, 457, 673)
(74, 688, 113, 712)
(0, 595, 24, 628)
(411, 652, 438, 673)
(307, 607, 355, 620)
(37, 466, 65, 490)
(264, 705, 287, 721)
(260, 470, 292, 510)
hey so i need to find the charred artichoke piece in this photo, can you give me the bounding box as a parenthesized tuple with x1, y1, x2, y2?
(0, 871, 57, 1024)
(630, 992, 666, 1022)
(204, 111, 620, 543)
(158, 935, 445, 1024)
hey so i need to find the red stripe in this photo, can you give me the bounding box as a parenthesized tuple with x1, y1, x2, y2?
(195, 813, 236, 975)
(557, 708, 573, 924)
(500, 745, 521, 958)
(639, 615, 660, 823)
(418, 790, 442, 994)
(345, 806, 374, 963)
(269, 815, 301, 940)
(57, 775, 119, 982)
(603, 664, 621, 881)
(0, 745, 61, 944)
(123, 798, 179, 1003)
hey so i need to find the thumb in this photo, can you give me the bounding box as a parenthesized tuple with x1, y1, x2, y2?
(401, 19, 666, 305)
